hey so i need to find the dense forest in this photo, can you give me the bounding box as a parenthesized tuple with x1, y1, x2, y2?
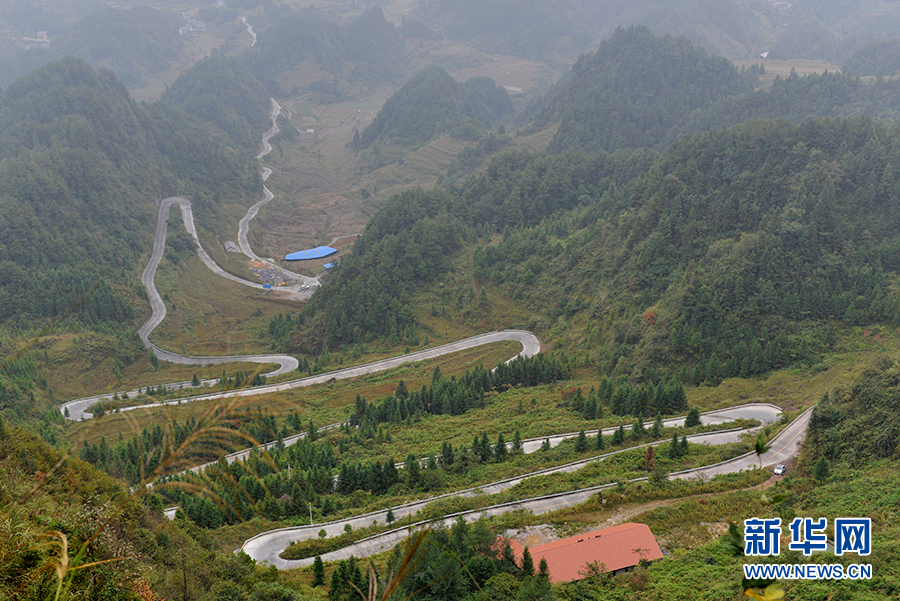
(357, 66, 512, 149)
(683, 69, 900, 135)
(843, 38, 900, 76)
(536, 26, 753, 154)
(806, 362, 900, 466)
(293, 115, 900, 385)
(161, 55, 272, 152)
(0, 58, 259, 329)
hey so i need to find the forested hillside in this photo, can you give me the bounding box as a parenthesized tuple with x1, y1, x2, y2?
(683, 70, 900, 134)
(843, 39, 900, 76)
(536, 26, 752, 154)
(0, 58, 259, 329)
(475, 117, 900, 380)
(358, 66, 512, 149)
(246, 6, 406, 96)
(161, 55, 271, 152)
(0, 58, 260, 428)
(291, 116, 900, 386)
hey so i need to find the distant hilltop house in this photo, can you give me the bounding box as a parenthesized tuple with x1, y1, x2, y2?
(508, 523, 664, 583)
(23, 30, 51, 47)
(179, 19, 207, 37)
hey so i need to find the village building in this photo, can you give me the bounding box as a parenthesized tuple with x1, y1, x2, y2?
(508, 522, 664, 583)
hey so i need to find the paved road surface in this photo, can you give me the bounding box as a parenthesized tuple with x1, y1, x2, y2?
(240, 403, 799, 569)
(238, 99, 315, 287)
(60, 330, 541, 421)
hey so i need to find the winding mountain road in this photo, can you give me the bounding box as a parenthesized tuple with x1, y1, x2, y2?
(60, 330, 541, 421)
(53, 68, 816, 571)
(237, 99, 315, 287)
(241, 404, 810, 569)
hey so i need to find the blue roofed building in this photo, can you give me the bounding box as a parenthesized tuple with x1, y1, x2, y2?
(284, 246, 337, 261)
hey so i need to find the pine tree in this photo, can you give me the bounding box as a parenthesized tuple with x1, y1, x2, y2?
(668, 431, 680, 459)
(495, 433, 507, 461)
(441, 442, 455, 465)
(685, 406, 701, 428)
(480, 432, 493, 462)
(191, 373, 200, 387)
(595, 430, 605, 450)
(386, 508, 395, 523)
(538, 557, 550, 579)
(583, 396, 597, 420)
(328, 565, 343, 601)
(632, 416, 645, 439)
(312, 555, 326, 586)
(540, 438, 551, 452)
(612, 424, 625, 445)
(680, 435, 689, 456)
(522, 546, 535, 576)
(652, 412, 663, 439)
(575, 429, 588, 452)
(502, 540, 516, 567)
(406, 453, 419, 485)
(512, 430, 523, 453)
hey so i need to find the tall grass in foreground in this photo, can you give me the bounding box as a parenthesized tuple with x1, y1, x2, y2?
(0, 359, 302, 600)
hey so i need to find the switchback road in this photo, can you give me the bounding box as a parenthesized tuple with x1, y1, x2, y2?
(240, 403, 804, 569)
(60, 330, 541, 420)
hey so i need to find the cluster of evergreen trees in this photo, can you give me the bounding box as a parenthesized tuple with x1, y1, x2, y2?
(163, 430, 338, 527)
(684, 69, 900, 136)
(806, 361, 900, 465)
(350, 355, 569, 429)
(79, 417, 214, 484)
(567, 378, 687, 419)
(397, 516, 553, 601)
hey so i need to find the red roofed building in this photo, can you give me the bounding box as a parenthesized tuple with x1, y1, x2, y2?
(507, 522, 663, 583)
